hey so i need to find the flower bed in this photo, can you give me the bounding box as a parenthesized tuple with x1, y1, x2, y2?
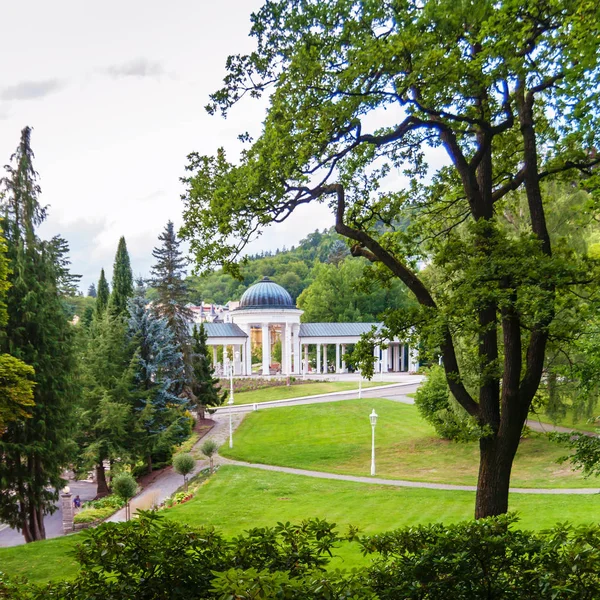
(73, 494, 125, 524)
(218, 377, 325, 394)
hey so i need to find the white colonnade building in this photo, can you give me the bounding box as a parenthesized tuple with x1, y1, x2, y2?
(201, 277, 417, 376)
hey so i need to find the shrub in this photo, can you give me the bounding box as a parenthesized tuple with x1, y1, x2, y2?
(200, 439, 219, 473)
(7, 515, 600, 599)
(173, 453, 195, 489)
(360, 514, 600, 600)
(414, 365, 482, 441)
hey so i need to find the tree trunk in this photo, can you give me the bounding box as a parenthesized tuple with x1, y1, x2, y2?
(475, 431, 521, 519)
(96, 463, 110, 498)
(147, 454, 153, 475)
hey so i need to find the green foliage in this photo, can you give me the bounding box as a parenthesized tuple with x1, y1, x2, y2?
(360, 514, 600, 600)
(73, 507, 114, 524)
(0, 351, 35, 432)
(111, 472, 137, 502)
(298, 257, 411, 323)
(0, 127, 79, 541)
(201, 438, 218, 472)
(173, 453, 195, 489)
(6, 513, 600, 599)
(149, 221, 193, 384)
(76, 310, 133, 495)
(551, 431, 600, 478)
(414, 366, 482, 442)
(180, 0, 600, 519)
(95, 268, 109, 317)
(184, 228, 340, 304)
(191, 324, 227, 417)
(109, 237, 133, 317)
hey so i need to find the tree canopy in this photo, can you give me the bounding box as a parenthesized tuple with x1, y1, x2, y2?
(180, 0, 600, 518)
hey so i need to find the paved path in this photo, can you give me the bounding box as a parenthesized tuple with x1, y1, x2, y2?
(216, 458, 600, 495)
(212, 377, 423, 414)
(107, 411, 246, 522)
(0, 480, 96, 547)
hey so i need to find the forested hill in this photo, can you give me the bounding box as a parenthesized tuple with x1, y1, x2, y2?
(185, 228, 412, 323)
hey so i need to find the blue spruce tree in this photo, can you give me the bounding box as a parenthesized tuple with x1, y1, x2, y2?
(127, 281, 189, 473)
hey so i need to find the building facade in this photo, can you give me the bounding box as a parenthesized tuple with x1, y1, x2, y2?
(201, 277, 417, 376)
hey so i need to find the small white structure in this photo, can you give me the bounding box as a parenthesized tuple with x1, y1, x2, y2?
(201, 277, 417, 376)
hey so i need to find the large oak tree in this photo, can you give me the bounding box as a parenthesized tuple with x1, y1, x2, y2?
(180, 0, 600, 518)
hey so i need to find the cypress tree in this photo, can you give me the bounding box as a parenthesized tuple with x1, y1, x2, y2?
(95, 268, 110, 317)
(0, 127, 78, 542)
(87, 283, 97, 298)
(109, 237, 133, 317)
(191, 324, 226, 419)
(148, 221, 193, 386)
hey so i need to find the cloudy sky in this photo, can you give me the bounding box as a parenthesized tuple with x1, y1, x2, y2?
(0, 0, 334, 291)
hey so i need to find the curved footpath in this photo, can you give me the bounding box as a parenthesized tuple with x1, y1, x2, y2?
(115, 380, 600, 524)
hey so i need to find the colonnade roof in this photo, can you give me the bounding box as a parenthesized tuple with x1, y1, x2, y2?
(203, 323, 248, 338)
(298, 323, 382, 338)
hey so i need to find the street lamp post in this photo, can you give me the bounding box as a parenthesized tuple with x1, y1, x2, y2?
(369, 409, 378, 476)
(227, 360, 234, 448)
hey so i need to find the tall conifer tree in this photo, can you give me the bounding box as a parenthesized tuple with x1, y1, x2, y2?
(127, 281, 187, 473)
(109, 237, 133, 317)
(0, 127, 77, 542)
(149, 221, 193, 386)
(191, 324, 226, 419)
(87, 283, 97, 298)
(95, 268, 110, 317)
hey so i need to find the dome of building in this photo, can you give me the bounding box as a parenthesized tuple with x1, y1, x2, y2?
(237, 277, 295, 310)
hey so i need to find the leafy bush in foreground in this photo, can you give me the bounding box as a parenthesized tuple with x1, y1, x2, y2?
(3, 514, 600, 599)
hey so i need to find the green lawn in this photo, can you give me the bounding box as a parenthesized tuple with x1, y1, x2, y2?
(531, 408, 600, 433)
(4, 465, 597, 583)
(232, 380, 389, 405)
(0, 534, 80, 583)
(220, 399, 598, 489)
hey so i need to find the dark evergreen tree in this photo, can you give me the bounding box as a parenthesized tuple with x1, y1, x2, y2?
(191, 324, 226, 419)
(87, 283, 97, 298)
(77, 312, 134, 496)
(109, 237, 133, 317)
(47, 235, 81, 296)
(95, 268, 110, 317)
(148, 221, 193, 386)
(127, 282, 188, 473)
(0, 127, 78, 542)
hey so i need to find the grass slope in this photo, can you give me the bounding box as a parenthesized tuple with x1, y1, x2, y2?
(220, 399, 597, 489)
(2, 465, 598, 583)
(233, 381, 388, 405)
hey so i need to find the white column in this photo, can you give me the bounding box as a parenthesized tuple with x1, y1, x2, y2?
(341, 344, 347, 373)
(223, 345, 228, 369)
(409, 344, 419, 372)
(262, 324, 270, 376)
(323, 344, 328, 374)
(336, 343, 341, 373)
(234, 346, 241, 375)
(381, 347, 389, 373)
(304, 344, 309, 374)
(374, 344, 380, 372)
(246, 332, 252, 375)
(293, 325, 301, 374)
(316, 343, 321, 374)
(212, 346, 218, 368)
(284, 324, 292, 375)
(401, 344, 406, 372)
